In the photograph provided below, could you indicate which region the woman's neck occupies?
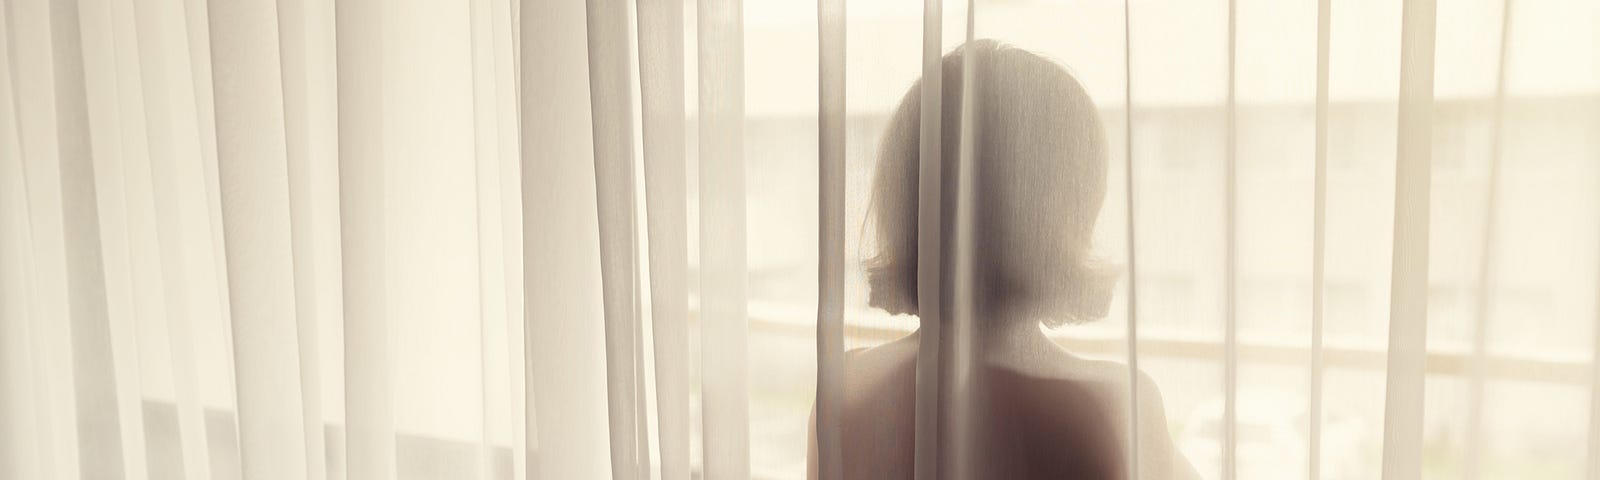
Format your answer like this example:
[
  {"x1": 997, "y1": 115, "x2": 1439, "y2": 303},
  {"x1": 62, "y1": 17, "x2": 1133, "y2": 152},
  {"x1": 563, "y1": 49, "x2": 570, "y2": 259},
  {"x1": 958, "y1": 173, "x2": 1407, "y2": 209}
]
[
  {"x1": 983, "y1": 321, "x2": 1061, "y2": 358},
  {"x1": 915, "y1": 319, "x2": 1062, "y2": 360}
]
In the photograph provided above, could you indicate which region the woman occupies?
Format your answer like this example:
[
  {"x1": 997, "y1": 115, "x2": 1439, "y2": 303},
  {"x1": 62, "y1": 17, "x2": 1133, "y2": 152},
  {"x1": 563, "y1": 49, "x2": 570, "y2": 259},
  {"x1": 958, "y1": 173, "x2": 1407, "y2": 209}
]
[{"x1": 807, "y1": 40, "x2": 1199, "y2": 479}]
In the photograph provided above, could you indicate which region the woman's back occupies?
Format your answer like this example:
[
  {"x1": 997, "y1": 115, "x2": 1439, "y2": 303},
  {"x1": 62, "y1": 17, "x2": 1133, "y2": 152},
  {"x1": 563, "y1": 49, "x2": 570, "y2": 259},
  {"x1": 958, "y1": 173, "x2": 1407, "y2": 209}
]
[{"x1": 811, "y1": 334, "x2": 1198, "y2": 479}]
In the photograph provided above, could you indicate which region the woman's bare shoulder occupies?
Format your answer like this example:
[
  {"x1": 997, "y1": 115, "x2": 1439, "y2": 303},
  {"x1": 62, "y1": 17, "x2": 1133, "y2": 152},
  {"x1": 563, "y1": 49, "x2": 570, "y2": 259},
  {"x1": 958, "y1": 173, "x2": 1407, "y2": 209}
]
[
  {"x1": 844, "y1": 334, "x2": 918, "y2": 367},
  {"x1": 841, "y1": 335, "x2": 920, "y2": 391}
]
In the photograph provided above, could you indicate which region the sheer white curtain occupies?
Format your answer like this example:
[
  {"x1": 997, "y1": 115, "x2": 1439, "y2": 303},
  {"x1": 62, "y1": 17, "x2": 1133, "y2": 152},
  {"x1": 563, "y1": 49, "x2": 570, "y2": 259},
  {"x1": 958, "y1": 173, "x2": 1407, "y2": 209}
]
[{"x1": 3, "y1": 0, "x2": 1599, "y2": 479}]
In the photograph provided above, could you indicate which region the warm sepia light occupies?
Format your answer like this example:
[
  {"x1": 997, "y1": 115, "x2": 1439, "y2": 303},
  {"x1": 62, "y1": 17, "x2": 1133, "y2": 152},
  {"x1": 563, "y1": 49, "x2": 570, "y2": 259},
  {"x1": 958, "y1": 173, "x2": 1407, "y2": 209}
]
[{"x1": 1, "y1": 0, "x2": 1595, "y2": 479}]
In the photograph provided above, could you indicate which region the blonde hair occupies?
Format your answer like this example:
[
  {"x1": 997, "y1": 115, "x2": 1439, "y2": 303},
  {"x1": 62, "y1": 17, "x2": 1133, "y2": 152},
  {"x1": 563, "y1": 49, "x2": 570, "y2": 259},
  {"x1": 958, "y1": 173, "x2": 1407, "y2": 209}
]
[{"x1": 863, "y1": 40, "x2": 1115, "y2": 328}]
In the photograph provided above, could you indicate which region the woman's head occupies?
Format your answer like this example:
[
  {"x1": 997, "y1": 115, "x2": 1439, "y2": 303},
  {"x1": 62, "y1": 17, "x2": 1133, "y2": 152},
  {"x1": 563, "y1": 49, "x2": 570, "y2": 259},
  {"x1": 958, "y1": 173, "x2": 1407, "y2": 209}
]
[{"x1": 864, "y1": 39, "x2": 1115, "y2": 328}]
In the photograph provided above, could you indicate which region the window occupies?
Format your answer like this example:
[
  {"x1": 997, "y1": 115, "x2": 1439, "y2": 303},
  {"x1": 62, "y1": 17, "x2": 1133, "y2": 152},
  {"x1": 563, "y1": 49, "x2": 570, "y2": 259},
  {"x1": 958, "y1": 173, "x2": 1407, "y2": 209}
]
[{"x1": 728, "y1": 0, "x2": 1600, "y2": 478}]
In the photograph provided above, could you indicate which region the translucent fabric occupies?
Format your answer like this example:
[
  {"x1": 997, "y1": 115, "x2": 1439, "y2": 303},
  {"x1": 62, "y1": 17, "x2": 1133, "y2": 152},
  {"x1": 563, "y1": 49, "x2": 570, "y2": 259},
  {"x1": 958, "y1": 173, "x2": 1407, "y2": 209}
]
[{"x1": 2, "y1": 0, "x2": 1599, "y2": 479}]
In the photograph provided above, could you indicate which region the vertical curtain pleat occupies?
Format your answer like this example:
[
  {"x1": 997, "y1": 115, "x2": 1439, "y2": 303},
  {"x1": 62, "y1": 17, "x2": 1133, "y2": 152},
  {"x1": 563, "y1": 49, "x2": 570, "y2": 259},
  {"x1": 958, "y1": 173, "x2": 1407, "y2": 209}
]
[
  {"x1": 181, "y1": 5, "x2": 250, "y2": 473},
  {"x1": 9, "y1": 1, "x2": 84, "y2": 476},
  {"x1": 1309, "y1": 0, "x2": 1331, "y2": 478},
  {"x1": 109, "y1": 1, "x2": 173, "y2": 476},
  {"x1": 1120, "y1": 1, "x2": 1142, "y2": 478},
  {"x1": 946, "y1": 2, "x2": 979, "y2": 477},
  {"x1": 179, "y1": 2, "x2": 244, "y2": 443},
  {"x1": 1222, "y1": 0, "x2": 1239, "y2": 478},
  {"x1": 490, "y1": 0, "x2": 528, "y2": 477},
  {"x1": 522, "y1": 0, "x2": 612, "y2": 477},
  {"x1": 82, "y1": 0, "x2": 156, "y2": 475},
  {"x1": 276, "y1": 0, "x2": 333, "y2": 476},
  {"x1": 130, "y1": 0, "x2": 216, "y2": 477},
  {"x1": 334, "y1": 0, "x2": 394, "y2": 477},
  {"x1": 0, "y1": 14, "x2": 45, "y2": 477},
  {"x1": 1379, "y1": 0, "x2": 1436, "y2": 478},
  {"x1": 178, "y1": 1, "x2": 251, "y2": 470},
  {"x1": 507, "y1": 0, "x2": 523, "y2": 117},
  {"x1": 581, "y1": 0, "x2": 645, "y2": 477},
  {"x1": 629, "y1": 205, "x2": 651, "y2": 478},
  {"x1": 636, "y1": 0, "x2": 692, "y2": 477},
  {"x1": 301, "y1": 2, "x2": 343, "y2": 471},
  {"x1": 1591, "y1": 210, "x2": 1600, "y2": 479},
  {"x1": 698, "y1": 0, "x2": 752, "y2": 476},
  {"x1": 134, "y1": 0, "x2": 212, "y2": 471},
  {"x1": 54, "y1": 0, "x2": 141, "y2": 477},
  {"x1": 815, "y1": 0, "x2": 846, "y2": 477},
  {"x1": 1463, "y1": 2, "x2": 1513, "y2": 479},
  {"x1": 0, "y1": 186, "x2": 41, "y2": 480},
  {"x1": 912, "y1": 0, "x2": 944, "y2": 477},
  {"x1": 0, "y1": 215, "x2": 40, "y2": 480},
  {"x1": 171, "y1": 0, "x2": 243, "y2": 470},
  {"x1": 468, "y1": 0, "x2": 502, "y2": 477},
  {"x1": 206, "y1": 1, "x2": 311, "y2": 478},
  {"x1": 1592, "y1": 179, "x2": 1600, "y2": 480}
]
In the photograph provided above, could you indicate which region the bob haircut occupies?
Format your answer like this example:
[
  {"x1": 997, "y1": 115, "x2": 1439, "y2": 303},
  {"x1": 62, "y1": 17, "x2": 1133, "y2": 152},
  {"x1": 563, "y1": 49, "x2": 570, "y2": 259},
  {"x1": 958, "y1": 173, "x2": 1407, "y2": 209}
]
[{"x1": 864, "y1": 39, "x2": 1116, "y2": 328}]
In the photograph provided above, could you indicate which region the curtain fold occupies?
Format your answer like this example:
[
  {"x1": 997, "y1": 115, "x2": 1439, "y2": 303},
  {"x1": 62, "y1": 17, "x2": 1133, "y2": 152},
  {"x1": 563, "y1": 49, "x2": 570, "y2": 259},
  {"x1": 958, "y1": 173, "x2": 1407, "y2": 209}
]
[
  {"x1": 814, "y1": 0, "x2": 846, "y2": 478},
  {"x1": 284, "y1": 0, "x2": 330, "y2": 475},
  {"x1": 56, "y1": 0, "x2": 145, "y2": 477},
  {"x1": 177, "y1": 4, "x2": 241, "y2": 439},
  {"x1": 12, "y1": 1, "x2": 83, "y2": 477},
  {"x1": 489, "y1": 2, "x2": 526, "y2": 479},
  {"x1": 84, "y1": 0, "x2": 155, "y2": 476},
  {"x1": 2, "y1": 0, "x2": 1597, "y2": 479},
  {"x1": 1221, "y1": 0, "x2": 1239, "y2": 476},
  {"x1": 129, "y1": 0, "x2": 216, "y2": 476},
  {"x1": 1462, "y1": 2, "x2": 1514, "y2": 479},
  {"x1": 697, "y1": 0, "x2": 752, "y2": 477},
  {"x1": 207, "y1": 1, "x2": 311, "y2": 478},
  {"x1": 523, "y1": 0, "x2": 611, "y2": 477},
  {"x1": 469, "y1": 0, "x2": 505, "y2": 478},
  {"x1": 1591, "y1": 244, "x2": 1600, "y2": 480},
  {"x1": 1308, "y1": 0, "x2": 1331, "y2": 479},
  {"x1": 108, "y1": 1, "x2": 172, "y2": 476},
  {"x1": 1379, "y1": 0, "x2": 1437, "y2": 478},
  {"x1": 1119, "y1": 2, "x2": 1142, "y2": 478},
  {"x1": 582, "y1": 0, "x2": 646, "y2": 477},
  {"x1": 0, "y1": 7, "x2": 45, "y2": 478},
  {"x1": 912, "y1": 1, "x2": 945, "y2": 477},
  {"x1": 947, "y1": 3, "x2": 979, "y2": 479},
  {"x1": 334, "y1": 0, "x2": 394, "y2": 478},
  {"x1": 636, "y1": 0, "x2": 692, "y2": 478},
  {"x1": 276, "y1": 0, "x2": 333, "y2": 477}
]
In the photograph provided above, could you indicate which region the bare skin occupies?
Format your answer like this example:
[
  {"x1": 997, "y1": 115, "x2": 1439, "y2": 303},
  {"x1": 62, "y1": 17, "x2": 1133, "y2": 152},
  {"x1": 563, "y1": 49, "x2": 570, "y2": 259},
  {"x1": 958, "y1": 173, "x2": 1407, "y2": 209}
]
[{"x1": 808, "y1": 323, "x2": 1201, "y2": 479}]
